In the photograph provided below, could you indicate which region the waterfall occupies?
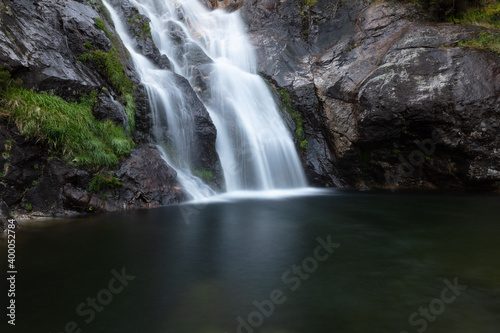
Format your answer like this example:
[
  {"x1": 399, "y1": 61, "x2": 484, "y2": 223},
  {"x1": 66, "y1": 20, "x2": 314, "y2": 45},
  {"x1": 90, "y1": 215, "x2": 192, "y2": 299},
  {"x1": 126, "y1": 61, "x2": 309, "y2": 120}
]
[{"x1": 104, "y1": 0, "x2": 307, "y2": 199}]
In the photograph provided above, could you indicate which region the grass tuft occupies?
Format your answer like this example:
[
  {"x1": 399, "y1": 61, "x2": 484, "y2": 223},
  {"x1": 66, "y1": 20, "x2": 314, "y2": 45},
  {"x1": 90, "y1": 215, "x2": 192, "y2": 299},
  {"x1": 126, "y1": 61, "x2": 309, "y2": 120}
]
[
  {"x1": 451, "y1": 0, "x2": 500, "y2": 28},
  {"x1": 459, "y1": 31, "x2": 500, "y2": 53},
  {"x1": 89, "y1": 172, "x2": 123, "y2": 192},
  {"x1": 0, "y1": 86, "x2": 133, "y2": 170}
]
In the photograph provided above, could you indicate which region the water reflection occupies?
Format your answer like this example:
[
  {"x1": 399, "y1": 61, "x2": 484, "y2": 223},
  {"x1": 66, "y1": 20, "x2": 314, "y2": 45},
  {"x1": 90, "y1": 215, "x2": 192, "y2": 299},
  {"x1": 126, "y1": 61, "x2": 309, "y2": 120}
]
[{"x1": 1, "y1": 191, "x2": 499, "y2": 333}]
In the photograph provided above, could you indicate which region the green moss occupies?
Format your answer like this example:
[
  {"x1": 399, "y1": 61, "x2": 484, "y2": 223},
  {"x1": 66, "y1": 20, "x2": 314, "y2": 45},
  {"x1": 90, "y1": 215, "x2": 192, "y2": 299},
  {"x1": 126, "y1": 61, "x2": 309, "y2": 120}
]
[
  {"x1": 89, "y1": 172, "x2": 123, "y2": 192},
  {"x1": 78, "y1": 47, "x2": 133, "y2": 96},
  {"x1": 25, "y1": 203, "x2": 32, "y2": 211},
  {"x1": 303, "y1": 0, "x2": 318, "y2": 6},
  {"x1": 0, "y1": 87, "x2": 133, "y2": 170},
  {"x1": 94, "y1": 17, "x2": 106, "y2": 32},
  {"x1": 278, "y1": 89, "x2": 307, "y2": 149},
  {"x1": 129, "y1": 15, "x2": 153, "y2": 40},
  {"x1": 459, "y1": 32, "x2": 500, "y2": 53},
  {"x1": 194, "y1": 169, "x2": 214, "y2": 181}
]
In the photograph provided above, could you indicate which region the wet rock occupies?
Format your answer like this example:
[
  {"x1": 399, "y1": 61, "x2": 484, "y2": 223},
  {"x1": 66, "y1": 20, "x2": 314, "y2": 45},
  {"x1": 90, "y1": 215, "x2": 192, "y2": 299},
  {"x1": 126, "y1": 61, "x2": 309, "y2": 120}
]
[
  {"x1": 172, "y1": 74, "x2": 225, "y2": 191},
  {"x1": 23, "y1": 158, "x2": 87, "y2": 215},
  {"x1": 107, "y1": 0, "x2": 172, "y2": 70},
  {"x1": 115, "y1": 145, "x2": 186, "y2": 208},
  {"x1": 245, "y1": 0, "x2": 500, "y2": 191},
  {"x1": 203, "y1": 0, "x2": 244, "y2": 12},
  {"x1": 0, "y1": 0, "x2": 108, "y2": 99},
  {"x1": 92, "y1": 93, "x2": 127, "y2": 127},
  {"x1": 0, "y1": 121, "x2": 46, "y2": 207},
  {"x1": 0, "y1": 199, "x2": 16, "y2": 232}
]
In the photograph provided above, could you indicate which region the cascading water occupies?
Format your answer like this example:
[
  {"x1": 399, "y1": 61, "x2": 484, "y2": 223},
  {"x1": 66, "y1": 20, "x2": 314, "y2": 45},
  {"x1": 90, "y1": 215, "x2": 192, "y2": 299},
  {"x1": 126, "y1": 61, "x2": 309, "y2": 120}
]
[{"x1": 104, "y1": 0, "x2": 306, "y2": 199}]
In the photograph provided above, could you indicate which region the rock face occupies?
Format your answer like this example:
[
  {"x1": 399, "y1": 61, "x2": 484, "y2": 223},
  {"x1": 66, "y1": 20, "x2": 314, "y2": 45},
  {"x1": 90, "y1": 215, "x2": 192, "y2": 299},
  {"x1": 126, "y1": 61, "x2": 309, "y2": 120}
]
[
  {"x1": 106, "y1": 0, "x2": 172, "y2": 70},
  {"x1": 63, "y1": 145, "x2": 185, "y2": 213},
  {"x1": 0, "y1": 121, "x2": 185, "y2": 217},
  {"x1": 0, "y1": 0, "x2": 107, "y2": 99},
  {"x1": 242, "y1": 0, "x2": 500, "y2": 191},
  {"x1": 0, "y1": 0, "x2": 219, "y2": 217}
]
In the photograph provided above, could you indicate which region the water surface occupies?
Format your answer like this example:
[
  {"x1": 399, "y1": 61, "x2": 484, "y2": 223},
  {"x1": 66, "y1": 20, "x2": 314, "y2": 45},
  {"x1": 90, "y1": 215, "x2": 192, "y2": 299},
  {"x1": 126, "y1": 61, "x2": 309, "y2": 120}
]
[{"x1": 1, "y1": 190, "x2": 499, "y2": 333}]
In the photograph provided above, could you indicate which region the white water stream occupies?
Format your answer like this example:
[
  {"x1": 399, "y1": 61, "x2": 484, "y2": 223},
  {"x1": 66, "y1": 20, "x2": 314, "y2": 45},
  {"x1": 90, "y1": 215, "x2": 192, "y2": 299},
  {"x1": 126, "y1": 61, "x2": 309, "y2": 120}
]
[{"x1": 104, "y1": 0, "x2": 307, "y2": 200}]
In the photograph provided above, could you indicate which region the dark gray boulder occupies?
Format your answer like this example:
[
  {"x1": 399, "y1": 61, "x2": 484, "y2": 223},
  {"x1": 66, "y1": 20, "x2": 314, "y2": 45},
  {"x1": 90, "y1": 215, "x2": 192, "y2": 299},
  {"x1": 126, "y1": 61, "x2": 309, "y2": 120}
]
[{"x1": 243, "y1": 0, "x2": 500, "y2": 191}]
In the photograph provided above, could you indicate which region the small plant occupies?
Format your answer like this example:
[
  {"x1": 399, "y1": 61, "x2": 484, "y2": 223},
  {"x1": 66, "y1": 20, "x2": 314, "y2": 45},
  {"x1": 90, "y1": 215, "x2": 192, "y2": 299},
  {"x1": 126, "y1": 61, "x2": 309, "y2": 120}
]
[
  {"x1": 32, "y1": 180, "x2": 37, "y2": 186},
  {"x1": 278, "y1": 89, "x2": 307, "y2": 148},
  {"x1": 83, "y1": 42, "x2": 93, "y2": 50},
  {"x1": 304, "y1": 0, "x2": 317, "y2": 6},
  {"x1": 89, "y1": 173, "x2": 123, "y2": 192},
  {"x1": 459, "y1": 32, "x2": 500, "y2": 54},
  {"x1": 425, "y1": 155, "x2": 431, "y2": 161},
  {"x1": 34, "y1": 164, "x2": 39, "y2": 170},
  {"x1": 25, "y1": 203, "x2": 32, "y2": 211},
  {"x1": 94, "y1": 17, "x2": 106, "y2": 32},
  {"x1": 0, "y1": 172, "x2": 4, "y2": 178},
  {"x1": 452, "y1": 1, "x2": 500, "y2": 29},
  {"x1": 392, "y1": 148, "x2": 402, "y2": 155},
  {"x1": 325, "y1": 183, "x2": 330, "y2": 188},
  {"x1": 194, "y1": 169, "x2": 214, "y2": 181},
  {"x1": 77, "y1": 47, "x2": 134, "y2": 96},
  {"x1": 100, "y1": 194, "x2": 108, "y2": 201}
]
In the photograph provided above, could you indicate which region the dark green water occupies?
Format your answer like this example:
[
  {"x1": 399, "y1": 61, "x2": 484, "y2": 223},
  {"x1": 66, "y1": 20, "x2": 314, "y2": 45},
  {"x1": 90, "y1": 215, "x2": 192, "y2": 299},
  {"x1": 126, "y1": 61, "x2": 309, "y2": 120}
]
[{"x1": 1, "y1": 190, "x2": 499, "y2": 333}]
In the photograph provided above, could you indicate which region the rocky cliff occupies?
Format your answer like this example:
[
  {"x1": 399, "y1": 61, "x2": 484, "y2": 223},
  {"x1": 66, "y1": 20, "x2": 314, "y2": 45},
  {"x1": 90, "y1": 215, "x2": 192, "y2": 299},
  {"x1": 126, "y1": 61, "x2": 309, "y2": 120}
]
[
  {"x1": 241, "y1": 0, "x2": 500, "y2": 191},
  {"x1": 0, "y1": 0, "x2": 191, "y2": 224}
]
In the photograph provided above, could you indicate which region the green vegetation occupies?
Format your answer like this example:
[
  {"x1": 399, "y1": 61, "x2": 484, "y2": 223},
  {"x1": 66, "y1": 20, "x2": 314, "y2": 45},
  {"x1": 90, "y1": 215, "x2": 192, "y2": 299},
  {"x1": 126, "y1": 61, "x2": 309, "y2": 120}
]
[
  {"x1": 94, "y1": 17, "x2": 106, "y2": 32},
  {"x1": 78, "y1": 47, "x2": 133, "y2": 96},
  {"x1": 0, "y1": 69, "x2": 133, "y2": 169},
  {"x1": 459, "y1": 32, "x2": 500, "y2": 53},
  {"x1": 194, "y1": 169, "x2": 214, "y2": 182},
  {"x1": 279, "y1": 89, "x2": 308, "y2": 149},
  {"x1": 451, "y1": 0, "x2": 500, "y2": 28},
  {"x1": 303, "y1": 0, "x2": 318, "y2": 6},
  {"x1": 79, "y1": 15, "x2": 136, "y2": 134},
  {"x1": 25, "y1": 203, "x2": 32, "y2": 211},
  {"x1": 392, "y1": 148, "x2": 402, "y2": 155},
  {"x1": 127, "y1": 14, "x2": 153, "y2": 40},
  {"x1": 89, "y1": 172, "x2": 123, "y2": 192}
]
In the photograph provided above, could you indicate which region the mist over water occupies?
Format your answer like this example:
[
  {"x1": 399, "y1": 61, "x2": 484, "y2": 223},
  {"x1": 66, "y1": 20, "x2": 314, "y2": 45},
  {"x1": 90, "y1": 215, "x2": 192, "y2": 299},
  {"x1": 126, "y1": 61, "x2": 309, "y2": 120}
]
[{"x1": 105, "y1": 0, "x2": 306, "y2": 199}]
